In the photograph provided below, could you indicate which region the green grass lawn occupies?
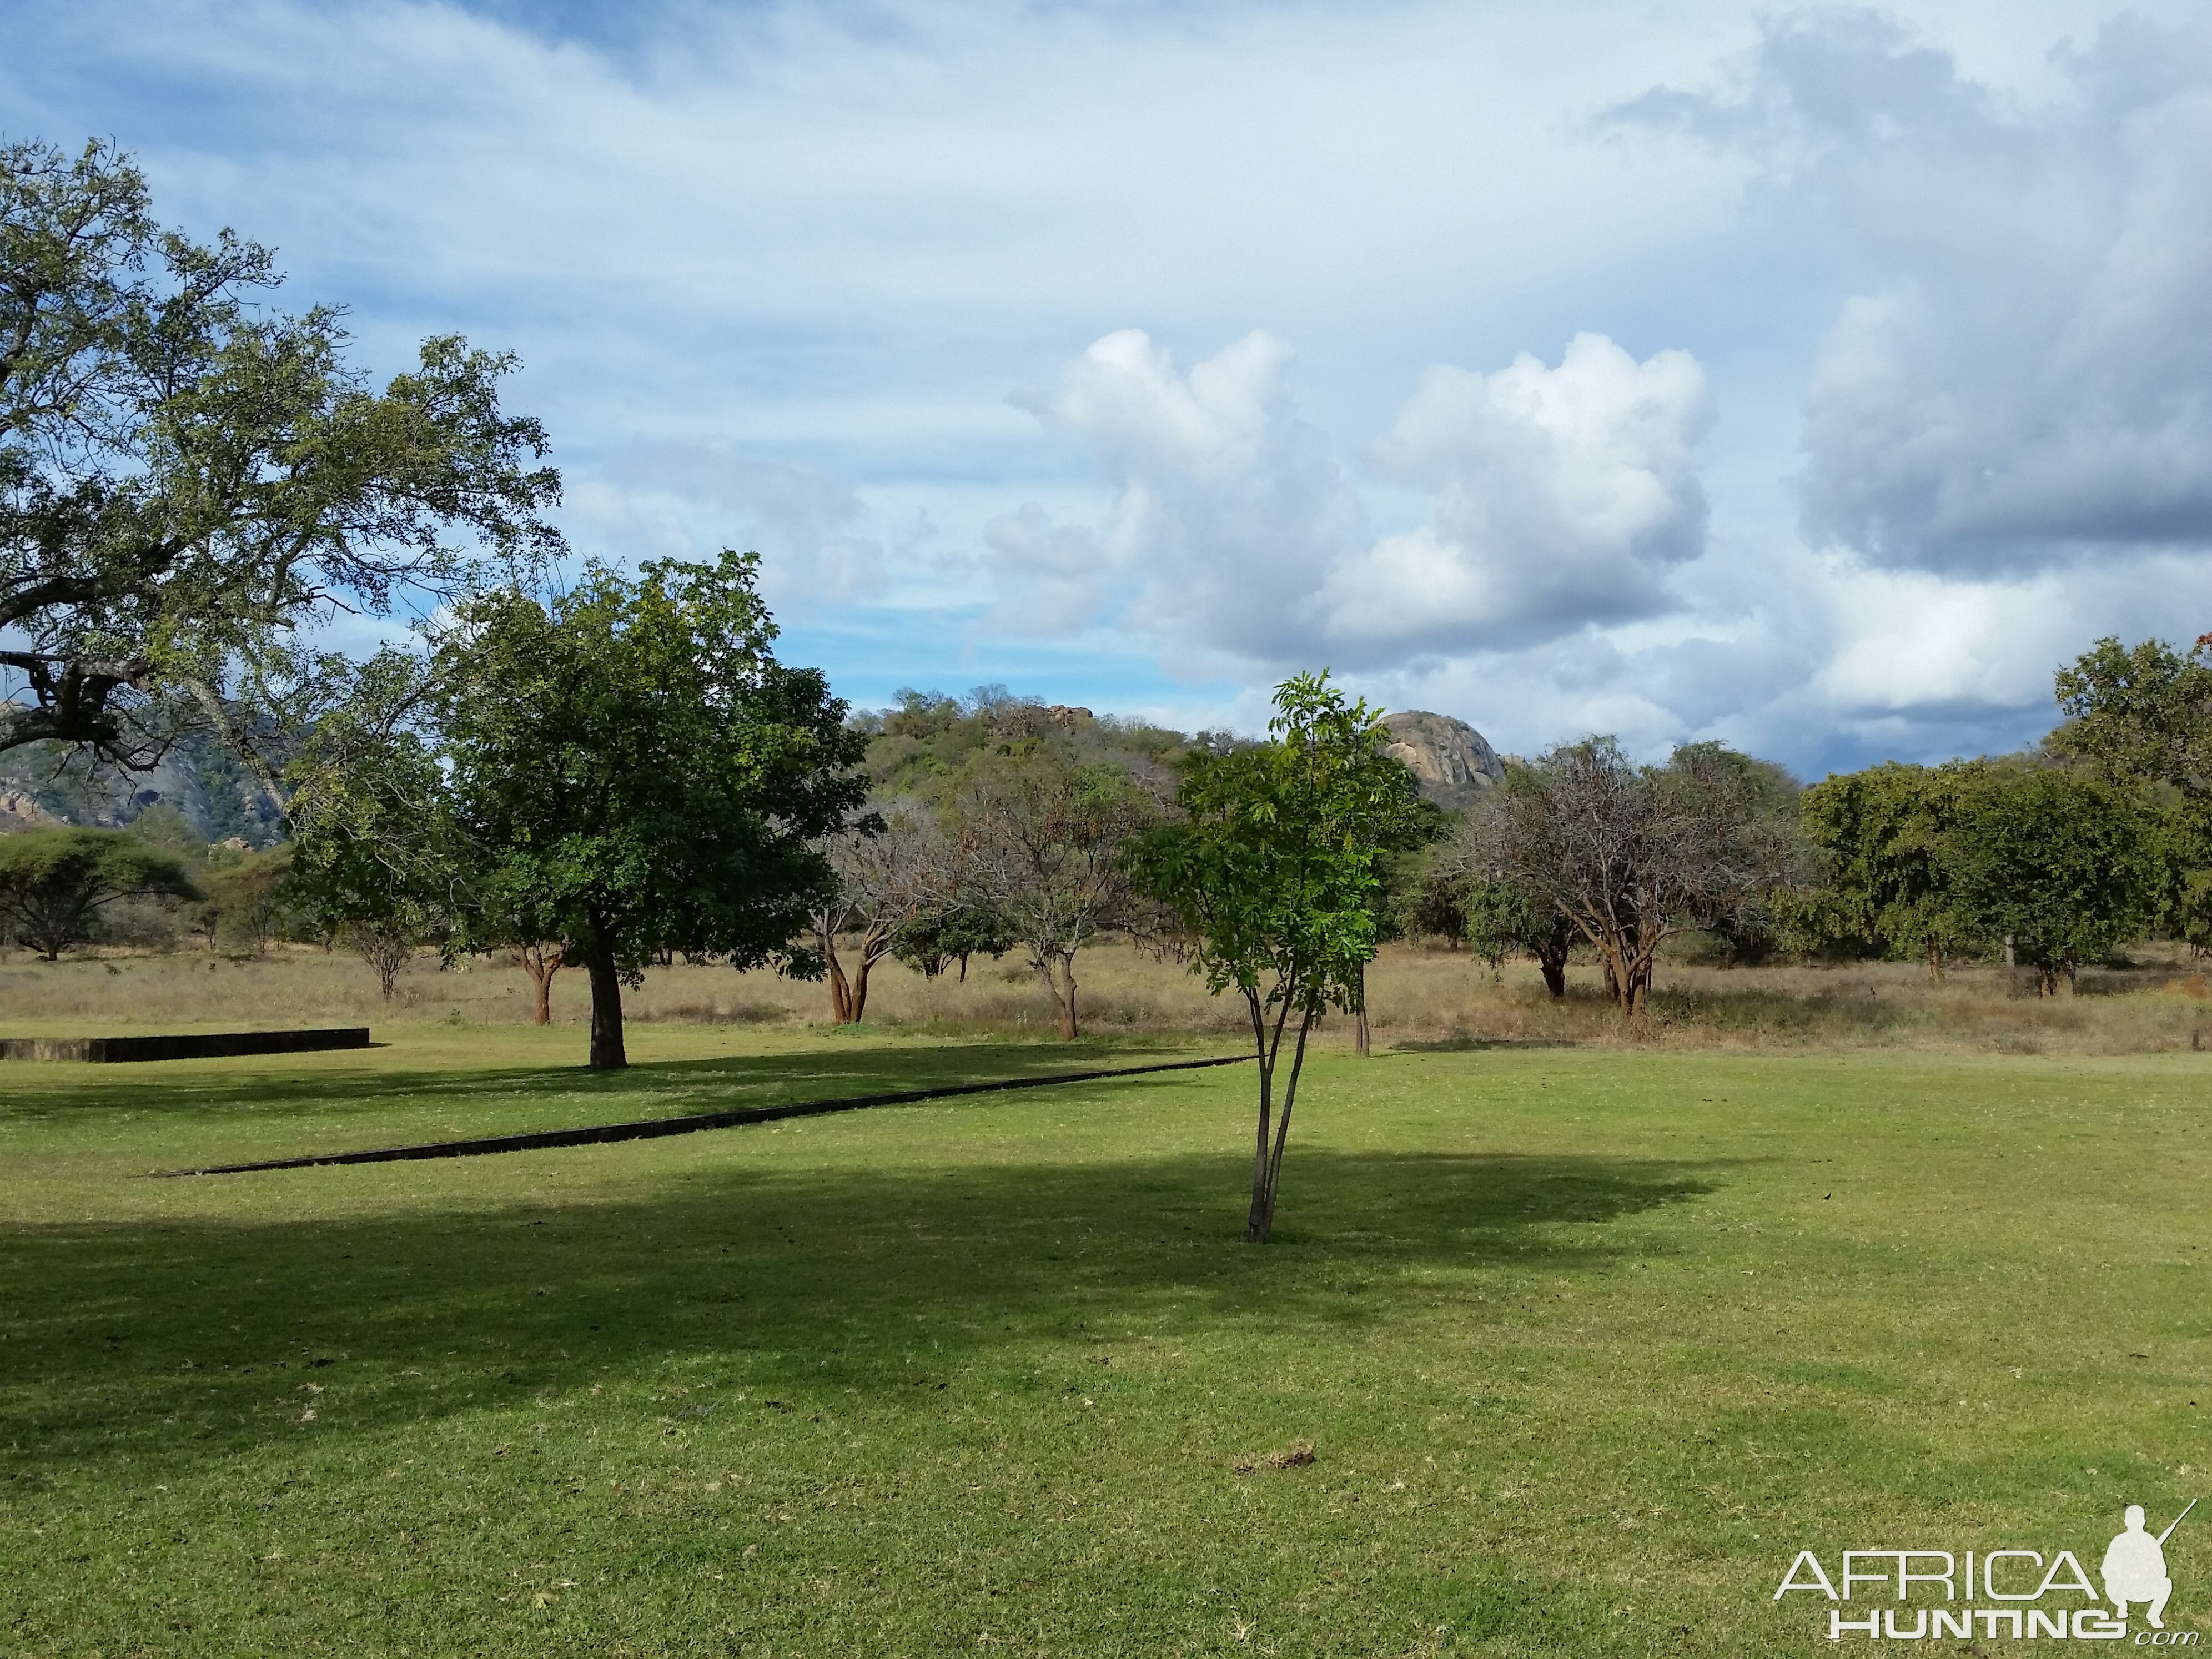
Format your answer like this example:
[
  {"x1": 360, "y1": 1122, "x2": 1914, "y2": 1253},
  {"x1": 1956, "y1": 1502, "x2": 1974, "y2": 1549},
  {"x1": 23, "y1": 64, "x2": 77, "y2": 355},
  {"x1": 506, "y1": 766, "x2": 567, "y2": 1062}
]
[{"x1": 3, "y1": 1028, "x2": 2209, "y2": 1655}]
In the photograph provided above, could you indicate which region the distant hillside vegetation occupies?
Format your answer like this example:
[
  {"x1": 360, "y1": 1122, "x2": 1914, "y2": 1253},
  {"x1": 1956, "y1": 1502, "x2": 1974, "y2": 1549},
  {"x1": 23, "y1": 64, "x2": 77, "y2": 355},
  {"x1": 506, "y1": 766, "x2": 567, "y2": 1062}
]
[
  {"x1": 855, "y1": 687, "x2": 1500, "y2": 812},
  {"x1": 856, "y1": 687, "x2": 1237, "y2": 802},
  {"x1": 0, "y1": 687, "x2": 1500, "y2": 842}
]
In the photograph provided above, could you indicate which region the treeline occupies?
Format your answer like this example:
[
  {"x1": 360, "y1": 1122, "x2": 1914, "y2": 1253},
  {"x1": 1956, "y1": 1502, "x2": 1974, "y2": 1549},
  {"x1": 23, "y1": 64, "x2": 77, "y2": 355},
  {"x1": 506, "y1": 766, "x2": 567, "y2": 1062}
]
[
  {"x1": 11, "y1": 628, "x2": 2201, "y2": 1032},
  {"x1": 1402, "y1": 635, "x2": 2212, "y2": 1000},
  {"x1": 0, "y1": 810, "x2": 299, "y2": 962}
]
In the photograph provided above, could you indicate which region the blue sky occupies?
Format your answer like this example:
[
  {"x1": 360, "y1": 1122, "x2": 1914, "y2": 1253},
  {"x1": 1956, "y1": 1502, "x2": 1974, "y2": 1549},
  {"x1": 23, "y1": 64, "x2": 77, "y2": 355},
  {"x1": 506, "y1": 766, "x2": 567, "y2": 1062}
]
[{"x1": 7, "y1": 0, "x2": 2211, "y2": 775}]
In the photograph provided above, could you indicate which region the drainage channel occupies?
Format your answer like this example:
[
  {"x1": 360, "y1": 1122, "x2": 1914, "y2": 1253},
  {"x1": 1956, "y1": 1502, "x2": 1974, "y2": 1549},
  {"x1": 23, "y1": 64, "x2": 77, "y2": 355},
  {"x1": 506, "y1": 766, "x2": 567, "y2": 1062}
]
[{"x1": 151, "y1": 1053, "x2": 1252, "y2": 1178}]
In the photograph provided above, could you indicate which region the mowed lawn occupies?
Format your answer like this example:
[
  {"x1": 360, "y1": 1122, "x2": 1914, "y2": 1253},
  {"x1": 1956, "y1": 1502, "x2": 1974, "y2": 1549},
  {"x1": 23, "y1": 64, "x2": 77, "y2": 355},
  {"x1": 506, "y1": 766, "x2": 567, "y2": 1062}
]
[{"x1": 2, "y1": 1029, "x2": 2209, "y2": 1656}]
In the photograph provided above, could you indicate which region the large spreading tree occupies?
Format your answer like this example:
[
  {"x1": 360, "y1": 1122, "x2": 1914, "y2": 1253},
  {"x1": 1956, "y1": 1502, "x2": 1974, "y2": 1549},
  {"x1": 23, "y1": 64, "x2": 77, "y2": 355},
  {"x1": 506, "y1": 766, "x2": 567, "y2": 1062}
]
[
  {"x1": 2, "y1": 138, "x2": 560, "y2": 777},
  {"x1": 435, "y1": 551, "x2": 867, "y2": 1069},
  {"x1": 1129, "y1": 672, "x2": 1425, "y2": 1243}
]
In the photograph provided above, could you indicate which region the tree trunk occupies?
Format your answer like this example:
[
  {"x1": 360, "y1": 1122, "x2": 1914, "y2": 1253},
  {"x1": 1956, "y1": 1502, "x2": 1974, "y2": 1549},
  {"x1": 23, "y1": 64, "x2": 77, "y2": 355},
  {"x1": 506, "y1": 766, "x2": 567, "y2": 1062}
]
[
  {"x1": 1054, "y1": 957, "x2": 1079, "y2": 1040},
  {"x1": 1600, "y1": 932, "x2": 1642, "y2": 1015},
  {"x1": 1354, "y1": 960, "x2": 1370, "y2": 1058},
  {"x1": 1245, "y1": 993, "x2": 1275, "y2": 1242},
  {"x1": 846, "y1": 923, "x2": 898, "y2": 1024},
  {"x1": 821, "y1": 932, "x2": 854, "y2": 1023},
  {"x1": 1250, "y1": 1009, "x2": 1316, "y2": 1243},
  {"x1": 957, "y1": 953, "x2": 969, "y2": 983},
  {"x1": 1536, "y1": 918, "x2": 1570, "y2": 999},
  {"x1": 516, "y1": 943, "x2": 564, "y2": 1025},
  {"x1": 1035, "y1": 950, "x2": 1079, "y2": 1040},
  {"x1": 584, "y1": 934, "x2": 627, "y2": 1070},
  {"x1": 1927, "y1": 939, "x2": 1945, "y2": 984}
]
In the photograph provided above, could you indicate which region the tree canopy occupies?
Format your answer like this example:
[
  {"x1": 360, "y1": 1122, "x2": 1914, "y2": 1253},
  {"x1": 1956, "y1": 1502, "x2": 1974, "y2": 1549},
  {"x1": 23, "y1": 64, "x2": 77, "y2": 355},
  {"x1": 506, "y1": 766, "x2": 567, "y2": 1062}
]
[
  {"x1": 0, "y1": 826, "x2": 198, "y2": 959},
  {"x1": 1944, "y1": 762, "x2": 2157, "y2": 994},
  {"x1": 1793, "y1": 762, "x2": 1970, "y2": 978},
  {"x1": 1, "y1": 137, "x2": 561, "y2": 775},
  {"x1": 433, "y1": 551, "x2": 867, "y2": 1068},
  {"x1": 2052, "y1": 634, "x2": 2212, "y2": 800}
]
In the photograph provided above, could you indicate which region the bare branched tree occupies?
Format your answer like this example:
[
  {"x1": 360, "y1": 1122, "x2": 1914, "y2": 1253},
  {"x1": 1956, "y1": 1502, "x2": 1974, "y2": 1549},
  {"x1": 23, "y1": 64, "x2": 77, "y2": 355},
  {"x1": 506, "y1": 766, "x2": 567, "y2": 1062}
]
[
  {"x1": 808, "y1": 796, "x2": 952, "y2": 1024},
  {"x1": 346, "y1": 921, "x2": 416, "y2": 1001},
  {"x1": 957, "y1": 753, "x2": 1153, "y2": 1040},
  {"x1": 1464, "y1": 738, "x2": 1804, "y2": 1014}
]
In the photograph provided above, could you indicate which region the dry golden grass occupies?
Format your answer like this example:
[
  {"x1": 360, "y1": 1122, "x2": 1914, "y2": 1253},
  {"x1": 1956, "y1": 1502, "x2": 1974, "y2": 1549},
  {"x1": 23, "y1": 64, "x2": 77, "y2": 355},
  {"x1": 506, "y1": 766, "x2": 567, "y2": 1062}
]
[{"x1": 4, "y1": 933, "x2": 2210, "y2": 1055}]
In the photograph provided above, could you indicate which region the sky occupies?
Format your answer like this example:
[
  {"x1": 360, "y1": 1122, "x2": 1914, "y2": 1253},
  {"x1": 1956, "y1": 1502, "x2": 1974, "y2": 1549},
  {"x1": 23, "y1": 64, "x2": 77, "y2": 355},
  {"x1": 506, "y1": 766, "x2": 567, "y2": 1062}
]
[{"x1": 7, "y1": 0, "x2": 2212, "y2": 776}]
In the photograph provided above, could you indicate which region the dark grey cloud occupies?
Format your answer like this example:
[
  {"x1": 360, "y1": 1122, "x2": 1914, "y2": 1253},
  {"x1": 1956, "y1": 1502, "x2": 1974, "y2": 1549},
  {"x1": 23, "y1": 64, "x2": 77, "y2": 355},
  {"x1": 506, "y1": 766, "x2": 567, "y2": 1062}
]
[{"x1": 1618, "y1": 9, "x2": 2212, "y2": 575}]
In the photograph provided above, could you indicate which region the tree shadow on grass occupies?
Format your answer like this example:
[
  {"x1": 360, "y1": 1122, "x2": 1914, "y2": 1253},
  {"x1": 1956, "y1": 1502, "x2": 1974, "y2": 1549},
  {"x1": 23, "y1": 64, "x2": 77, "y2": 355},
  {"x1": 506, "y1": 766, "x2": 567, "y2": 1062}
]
[{"x1": 2, "y1": 1145, "x2": 1721, "y2": 1466}]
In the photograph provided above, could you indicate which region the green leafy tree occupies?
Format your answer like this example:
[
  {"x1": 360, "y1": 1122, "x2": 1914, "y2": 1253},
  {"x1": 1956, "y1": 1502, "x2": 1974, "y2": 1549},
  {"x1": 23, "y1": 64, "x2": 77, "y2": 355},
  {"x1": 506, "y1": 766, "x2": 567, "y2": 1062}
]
[
  {"x1": 200, "y1": 844, "x2": 296, "y2": 958},
  {"x1": 1432, "y1": 812, "x2": 1575, "y2": 996},
  {"x1": 1795, "y1": 762, "x2": 1971, "y2": 978},
  {"x1": 1129, "y1": 672, "x2": 1425, "y2": 1243},
  {"x1": 1460, "y1": 874, "x2": 1575, "y2": 996},
  {"x1": 1944, "y1": 763, "x2": 2158, "y2": 995},
  {"x1": 2052, "y1": 635, "x2": 2212, "y2": 797},
  {"x1": 0, "y1": 827, "x2": 198, "y2": 959},
  {"x1": 1, "y1": 138, "x2": 560, "y2": 778},
  {"x1": 891, "y1": 903, "x2": 1014, "y2": 982},
  {"x1": 2051, "y1": 635, "x2": 2212, "y2": 951},
  {"x1": 438, "y1": 552, "x2": 866, "y2": 1069}
]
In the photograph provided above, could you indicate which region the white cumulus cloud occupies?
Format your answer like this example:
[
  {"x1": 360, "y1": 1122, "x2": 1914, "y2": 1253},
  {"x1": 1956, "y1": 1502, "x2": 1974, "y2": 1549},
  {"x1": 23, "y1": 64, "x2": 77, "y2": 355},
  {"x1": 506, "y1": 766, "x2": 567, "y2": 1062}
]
[
  {"x1": 1006, "y1": 328, "x2": 1364, "y2": 662},
  {"x1": 1315, "y1": 333, "x2": 1711, "y2": 650},
  {"x1": 994, "y1": 329, "x2": 1710, "y2": 668}
]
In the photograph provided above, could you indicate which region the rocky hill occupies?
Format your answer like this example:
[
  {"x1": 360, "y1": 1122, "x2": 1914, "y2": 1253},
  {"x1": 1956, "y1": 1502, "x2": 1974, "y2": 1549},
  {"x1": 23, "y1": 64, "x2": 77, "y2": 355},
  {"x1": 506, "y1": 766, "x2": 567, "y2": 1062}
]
[
  {"x1": 0, "y1": 715, "x2": 284, "y2": 844},
  {"x1": 0, "y1": 787, "x2": 65, "y2": 833},
  {"x1": 1380, "y1": 710, "x2": 1505, "y2": 811}
]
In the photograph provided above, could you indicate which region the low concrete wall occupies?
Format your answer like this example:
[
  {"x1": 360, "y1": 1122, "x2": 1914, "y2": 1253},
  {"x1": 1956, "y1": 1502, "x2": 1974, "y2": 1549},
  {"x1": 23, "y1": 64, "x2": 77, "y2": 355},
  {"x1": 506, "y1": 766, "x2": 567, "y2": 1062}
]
[{"x1": 0, "y1": 1028, "x2": 371, "y2": 1064}]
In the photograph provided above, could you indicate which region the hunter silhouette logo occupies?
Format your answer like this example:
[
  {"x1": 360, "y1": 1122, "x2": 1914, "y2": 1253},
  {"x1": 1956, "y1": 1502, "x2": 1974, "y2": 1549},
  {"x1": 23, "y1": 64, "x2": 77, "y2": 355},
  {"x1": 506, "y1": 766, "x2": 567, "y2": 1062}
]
[
  {"x1": 1774, "y1": 1500, "x2": 2200, "y2": 1642},
  {"x1": 2108, "y1": 1501, "x2": 2194, "y2": 1630}
]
